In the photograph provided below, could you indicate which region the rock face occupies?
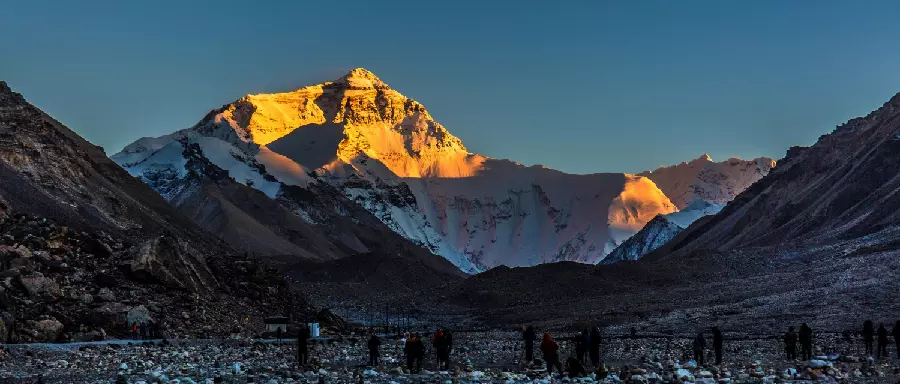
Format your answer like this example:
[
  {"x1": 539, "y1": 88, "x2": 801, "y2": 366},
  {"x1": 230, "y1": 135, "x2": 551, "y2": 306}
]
[
  {"x1": 0, "y1": 81, "x2": 315, "y2": 341},
  {"x1": 112, "y1": 68, "x2": 776, "y2": 272},
  {"x1": 122, "y1": 235, "x2": 216, "y2": 292},
  {"x1": 18, "y1": 274, "x2": 61, "y2": 303}
]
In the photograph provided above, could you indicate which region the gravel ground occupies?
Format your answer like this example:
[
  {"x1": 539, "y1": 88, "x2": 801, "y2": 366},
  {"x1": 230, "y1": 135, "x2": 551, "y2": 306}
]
[{"x1": 0, "y1": 332, "x2": 898, "y2": 383}]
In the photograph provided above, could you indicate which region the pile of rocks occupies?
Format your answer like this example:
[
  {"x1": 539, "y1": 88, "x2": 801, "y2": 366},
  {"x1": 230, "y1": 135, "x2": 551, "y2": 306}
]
[{"x1": 0, "y1": 209, "x2": 309, "y2": 343}]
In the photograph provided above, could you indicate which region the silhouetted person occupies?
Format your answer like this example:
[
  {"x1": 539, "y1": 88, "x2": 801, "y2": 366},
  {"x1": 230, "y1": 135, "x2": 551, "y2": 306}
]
[
  {"x1": 589, "y1": 327, "x2": 602, "y2": 367},
  {"x1": 863, "y1": 320, "x2": 875, "y2": 355},
  {"x1": 131, "y1": 323, "x2": 138, "y2": 340},
  {"x1": 367, "y1": 332, "x2": 381, "y2": 366},
  {"x1": 799, "y1": 323, "x2": 813, "y2": 360},
  {"x1": 404, "y1": 333, "x2": 424, "y2": 373},
  {"x1": 139, "y1": 323, "x2": 147, "y2": 340},
  {"x1": 877, "y1": 323, "x2": 889, "y2": 359},
  {"x1": 523, "y1": 326, "x2": 537, "y2": 362},
  {"x1": 784, "y1": 326, "x2": 798, "y2": 360},
  {"x1": 893, "y1": 321, "x2": 900, "y2": 358},
  {"x1": 444, "y1": 329, "x2": 454, "y2": 368},
  {"x1": 276, "y1": 326, "x2": 283, "y2": 342},
  {"x1": 433, "y1": 329, "x2": 448, "y2": 370},
  {"x1": 575, "y1": 330, "x2": 588, "y2": 365},
  {"x1": 712, "y1": 327, "x2": 723, "y2": 365},
  {"x1": 692, "y1": 332, "x2": 706, "y2": 365},
  {"x1": 565, "y1": 356, "x2": 587, "y2": 378},
  {"x1": 541, "y1": 333, "x2": 563, "y2": 375},
  {"x1": 297, "y1": 325, "x2": 310, "y2": 366},
  {"x1": 148, "y1": 320, "x2": 156, "y2": 339}
]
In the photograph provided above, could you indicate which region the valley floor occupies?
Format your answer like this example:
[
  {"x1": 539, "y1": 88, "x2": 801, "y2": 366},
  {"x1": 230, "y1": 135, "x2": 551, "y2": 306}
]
[{"x1": 0, "y1": 332, "x2": 898, "y2": 383}]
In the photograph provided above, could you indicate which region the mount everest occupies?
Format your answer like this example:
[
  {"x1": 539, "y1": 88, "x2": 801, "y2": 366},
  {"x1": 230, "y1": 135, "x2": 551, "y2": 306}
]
[{"x1": 113, "y1": 68, "x2": 774, "y2": 273}]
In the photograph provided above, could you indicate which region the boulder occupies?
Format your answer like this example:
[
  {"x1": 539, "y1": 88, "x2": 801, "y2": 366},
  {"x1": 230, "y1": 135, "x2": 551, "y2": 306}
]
[
  {"x1": 18, "y1": 274, "x2": 61, "y2": 303},
  {"x1": 31, "y1": 318, "x2": 64, "y2": 342},
  {"x1": 97, "y1": 287, "x2": 116, "y2": 302},
  {"x1": 127, "y1": 305, "x2": 151, "y2": 326},
  {"x1": 121, "y1": 235, "x2": 216, "y2": 293}
]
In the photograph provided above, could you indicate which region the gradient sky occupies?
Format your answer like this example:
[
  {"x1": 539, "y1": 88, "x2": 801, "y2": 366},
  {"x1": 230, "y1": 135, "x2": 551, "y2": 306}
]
[{"x1": 3, "y1": 0, "x2": 900, "y2": 174}]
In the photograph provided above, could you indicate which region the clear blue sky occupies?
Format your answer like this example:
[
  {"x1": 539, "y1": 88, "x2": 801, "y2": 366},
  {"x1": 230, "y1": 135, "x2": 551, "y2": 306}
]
[{"x1": 3, "y1": 0, "x2": 900, "y2": 174}]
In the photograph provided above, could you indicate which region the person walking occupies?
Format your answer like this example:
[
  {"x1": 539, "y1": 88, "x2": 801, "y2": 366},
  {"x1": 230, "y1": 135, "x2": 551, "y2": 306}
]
[
  {"x1": 297, "y1": 324, "x2": 310, "y2": 367},
  {"x1": 523, "y1": 326, "x2": 537, "y2": 363},
  {"x1": 784, "y1": 326, "x2": 798, "y2": 360},
  {"x1": 893, "y1": 321, "x2": 900, "y2": 358},
  {"x1": 692, "y1": 332, "x2": 706, "y2": 365},
  {"x1": 863, "y1": 320, "x2": 875, "y2": 356},
  {"x1": 877, "y1": 323, "x2": 889, "y2": 359},
  {"x1": 433, "y1": 329, "x2": 448, "y2": 370},
  {"x1": 367, "y1": 331, "x2": 381, "y2": 366},
  {"x1": 799, "y1": 323, "x2": 813, "y2": 361},
  {"x1": 541, "y1": 333, "x2": 563, "y2": 376},
  {"x1": 712, "y1": 327, "x2": 723, "y2": 365},
  {"x1": 589, "y1": 327, "x2": 602, "y2": 367},
  {"x1": 575, "y1": 330, "x2": 588, "y2": 365}
]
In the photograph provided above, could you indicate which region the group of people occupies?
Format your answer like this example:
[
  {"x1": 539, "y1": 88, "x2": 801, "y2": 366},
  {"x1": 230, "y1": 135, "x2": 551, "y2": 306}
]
[
  {"x1": 397, "y1": 329, "x2": 454, "y2": 373},
  {"x1": 782, "y1": 321, "x2": 900, "y2": 361},
  {"x1": 522, "y1": 326, "x2": 603, "y2": 378},
  {"x1": 130, "y1": 320, "x2": 163, "y2": 340},
  {"x1": 691, "y1": 327, "x2": 724, "y2": 365}
]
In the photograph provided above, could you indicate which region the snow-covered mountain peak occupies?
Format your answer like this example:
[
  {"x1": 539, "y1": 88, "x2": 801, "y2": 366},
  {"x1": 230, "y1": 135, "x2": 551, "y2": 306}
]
[
  {"x1": 113, "y1": 69, "x2": 773, "y2": 273},
  {"x1": 334, "y1": 67, "x2": 389, "y2": 89},
  {"x1": 638, "y1": 155, "x2": 775, "y2": 209}
]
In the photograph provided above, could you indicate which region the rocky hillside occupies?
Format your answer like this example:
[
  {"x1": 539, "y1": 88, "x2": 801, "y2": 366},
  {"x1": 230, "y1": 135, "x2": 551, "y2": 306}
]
[
  {"x1": 662, "y1": 91, "x2": 900, "y2": 254},
  {"x1": 115, "y1": 69, "x2": 770, "y2": 272},
  {"x1": 0, "y1": 81, "x2": 308, "y2": 342}
]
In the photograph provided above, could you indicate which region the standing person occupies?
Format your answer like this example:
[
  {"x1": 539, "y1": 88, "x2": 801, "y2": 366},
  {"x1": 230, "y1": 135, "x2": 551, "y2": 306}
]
[
  {"x1": 784, "y1": 326, "x2": 798, "y2": 360},
  {"x1": 799, "y1": 323, "x2": 813, "y2": 361},
  {"x1": 877, "y1": 323, "x2": 889, "y2": 359},
  {"x1": 276, "y1": 326, "x2": 283, "y2": 342},
  {"x1": 139, "y1": 323, "x2": 147, "y2": 340},
  {"x1": 863, "y1": 320, "x2": 875, "y2": 356},
  {"x1": 404, "y1": 333, "x2": 424, "y2": 373},
  {"x1": 367, "y1": 331, "x2": 381, "y2": 366},
  {"x1": 131, "y1": 323, "x2": 138, "y2": 340},
  {"x1": 575, "y1": 330, "x2": 588, "y2": 365},
  {"x1": 444, "y1": 329, "x2": 454, "y2": 368},
  {"x1": 523, "y1": 326, "x2": 537, "y2": 363},
  {"x1": 589, "y1": 327, "x2": 602, "y2": 367},
  {"x1": 712, "y1": 327, "x2": 723, "y2": 365},
  {"x1": 433, "y1": 329, "x2": 448, "y2": 370},
  {"x1": 297, "y1": 324, "x2": 310, "y2": 367},
  {"x1": 541, "y1": 333, "x2": 563, "y2": 376},
  {"x1": 893, "y1": 321, "x2": 900, "y2": 358},
  {"x1": 692, "y1": 332, "x2": 706, "y2": 365}
]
